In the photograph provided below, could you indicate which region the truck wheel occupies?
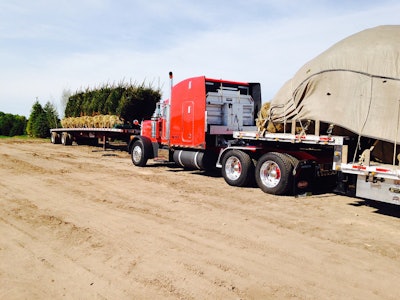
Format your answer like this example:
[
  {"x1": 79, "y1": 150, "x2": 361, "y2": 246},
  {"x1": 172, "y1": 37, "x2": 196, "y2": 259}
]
[
  {"x1": 131, "y1": 139, "x2": 149, "y2": 167},
  {"x1": 255, "y1": 152, "x2": 293, "y2": 195},
  {"x1": 283, "y1": 153, "x2": 299, "y2": 171},
  {"x1": 61, "y1": 132, "x2": 73, "y2": 146},
  {"x1": 50, "y1": 132, "x2": 61, "y2": 144},
  {"x1": 221, "y1": 150, "x2": 254, "y2": 187}
]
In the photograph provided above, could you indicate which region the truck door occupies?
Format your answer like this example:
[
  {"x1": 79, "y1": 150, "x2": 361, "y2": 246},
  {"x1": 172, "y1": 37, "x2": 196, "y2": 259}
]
[{"x1": 182, "y1": 101, "x2": 194, "y2": 142}]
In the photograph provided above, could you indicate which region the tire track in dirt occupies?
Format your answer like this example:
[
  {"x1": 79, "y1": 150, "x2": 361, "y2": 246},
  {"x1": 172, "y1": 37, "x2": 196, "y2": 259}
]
[{"x1": 0, "y1": 196, "x2": 177, "y2": 299}]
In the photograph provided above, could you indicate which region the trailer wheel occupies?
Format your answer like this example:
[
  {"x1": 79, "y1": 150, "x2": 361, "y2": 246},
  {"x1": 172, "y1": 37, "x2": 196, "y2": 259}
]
[
  {"x1": 131, "y1": 139, "x2": 149, "y2": 167},
  {"x1": 50, "y1": 132, "x2": 61, "y2": 144},
  {"x1": 221, "y1": 150, "x2": 254, "y2": 187},
  {"x1": 255, "y1": 152, "x2": 293, "y2": 195},
  {"x1": 61, "y1": 132, "x2": 73, "y2": 146}
]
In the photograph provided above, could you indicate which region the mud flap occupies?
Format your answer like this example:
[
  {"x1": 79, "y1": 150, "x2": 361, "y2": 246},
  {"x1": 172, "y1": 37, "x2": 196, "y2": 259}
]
[
  {"x1": 333, "y1": 172, "x2": 357, "y2": 197},
  {"x1": 293, "y1": 160, "x2": 316, "y2": 196},
  {"x1": 294, "y1": 160, "x2": 341, "y2": 196}
]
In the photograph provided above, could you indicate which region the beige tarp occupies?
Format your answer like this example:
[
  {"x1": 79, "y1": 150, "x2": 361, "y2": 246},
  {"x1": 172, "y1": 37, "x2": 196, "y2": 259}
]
[{"x1": 266, "y1": 25, "x2": 400, "y2": 144}]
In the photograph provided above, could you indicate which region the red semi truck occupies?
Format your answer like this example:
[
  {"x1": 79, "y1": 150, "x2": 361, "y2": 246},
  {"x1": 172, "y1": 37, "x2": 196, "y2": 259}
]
[
  {"x1": 129, "y1": 75, "x2": 400, "y2": 205},
  {"x1": 128, "y1": 75, "x2": 341, "y2": 197},
  {"x1": 51, "y1": 74, "x2": 400, "y2": 205}
]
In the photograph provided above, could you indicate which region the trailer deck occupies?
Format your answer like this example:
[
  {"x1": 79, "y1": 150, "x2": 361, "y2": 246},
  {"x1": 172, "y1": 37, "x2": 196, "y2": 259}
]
[
  {"x1": 233, "y1": 130, "x2": 345, "y2": 146},
  {"x1": 50, "y1": 127, "x2": 140, "y2": 149}
]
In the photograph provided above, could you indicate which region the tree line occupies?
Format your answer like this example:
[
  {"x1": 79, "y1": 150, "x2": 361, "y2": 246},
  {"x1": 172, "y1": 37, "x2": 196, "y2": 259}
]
[
  {"x1": 0, "y1": 100, "x2": 59, "y2": 138},
  {"x1": 0, "y1": 112, "x2": 27, "y2": 136}
]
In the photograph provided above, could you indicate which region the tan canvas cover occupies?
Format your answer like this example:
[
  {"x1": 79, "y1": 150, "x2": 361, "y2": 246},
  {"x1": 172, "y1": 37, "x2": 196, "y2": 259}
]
[{"x1": 267, "y1": 25, "x2": 400, "y2": 144}]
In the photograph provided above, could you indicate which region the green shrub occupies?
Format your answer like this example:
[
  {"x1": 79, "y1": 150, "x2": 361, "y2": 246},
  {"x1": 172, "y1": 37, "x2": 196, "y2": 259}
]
[
  {"x1": 0, "y1": 112, "x2": 27, "y2": 136},
  {"x1": 27, "y1": 101, "x2": 59, "y2": 138}
]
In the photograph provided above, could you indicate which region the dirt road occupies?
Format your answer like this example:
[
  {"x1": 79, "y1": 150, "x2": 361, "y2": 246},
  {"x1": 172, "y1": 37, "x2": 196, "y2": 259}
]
[{"x1": 1, "y1": 138, "x2": 400, "y2": 299}]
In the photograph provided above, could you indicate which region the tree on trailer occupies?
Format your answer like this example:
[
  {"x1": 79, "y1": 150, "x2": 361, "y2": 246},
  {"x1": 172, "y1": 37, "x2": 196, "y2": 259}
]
[{"x1": 50, "y1": 82, "x2": 160, "y2": 148}]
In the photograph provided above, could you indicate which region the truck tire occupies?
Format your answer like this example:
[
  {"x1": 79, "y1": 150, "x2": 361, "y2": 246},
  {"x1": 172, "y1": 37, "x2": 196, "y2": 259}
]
[
  {"x1": 221, "y1": 150, "x2": 254, "y2": 187},
  {"x1": 255, "y1": 152, "x2": 293, "y2": 195},
  {"x1": 283, "y1": 153, "x2": 299, "y2": 171},
  {"x1": 131, "y1": 139, "x2": 149, "y2": 167},
  {"x1": 50, "y1": 132, "x2": 61, "y2": 144},
  {"x1": 61, "y1": 132, "x2": 73, "y2": 146}
]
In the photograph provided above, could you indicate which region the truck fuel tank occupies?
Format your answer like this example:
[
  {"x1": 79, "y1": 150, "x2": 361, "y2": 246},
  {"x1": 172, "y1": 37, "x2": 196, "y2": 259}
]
[{"x1": 173, "y1": 150, "x2": 217, "y2": 171}]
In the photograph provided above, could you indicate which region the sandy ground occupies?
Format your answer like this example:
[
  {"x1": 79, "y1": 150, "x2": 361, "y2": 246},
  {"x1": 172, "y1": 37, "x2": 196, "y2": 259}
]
[{"x1": 1, "y1": 138, "x2": 400, "y2": 299}]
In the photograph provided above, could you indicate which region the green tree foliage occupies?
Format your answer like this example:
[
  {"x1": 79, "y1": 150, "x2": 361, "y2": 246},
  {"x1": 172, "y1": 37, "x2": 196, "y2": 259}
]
[
  {"x1": 117, "y1": 85, "x2": 161, "y2": 122},
  {"x1": 10, "y1": 115, "x2": 27, "y2": 136},
  {"x1": 34, "y1": 112, "x2": 50, "y2": 138},
  {"x1": 44, "y1": 101, "x2": 61, "y2": 129},
  {"x1": 0, "y1": 112, "x2": 27, "y2": 136},
  {"x1": 27, "y1": 101, "x2": 42, "y2": 137},
  {"x1": 104, "y1": 87, "x2": 123, "y2": 115},
  {"x1": 27, "y1": 100, "x2": 60, "y2": 138},
  {"x1": 64, "y1": 81, "x2": 161, "y2": 123}
]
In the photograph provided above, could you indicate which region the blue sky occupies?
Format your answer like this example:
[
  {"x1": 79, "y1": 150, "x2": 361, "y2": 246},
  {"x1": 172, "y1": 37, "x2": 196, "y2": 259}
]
[{"x1": 0, "y1": 0, "x2": 399, "y2": 117}]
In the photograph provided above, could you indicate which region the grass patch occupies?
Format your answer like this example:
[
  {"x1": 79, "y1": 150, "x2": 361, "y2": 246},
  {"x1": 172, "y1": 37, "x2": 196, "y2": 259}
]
[
  {"x1": 0, "y1": 135, "x2": 49, "y2": 143},
  {"x1": 0, "y1": 135, "x2": 29, "y2": 139}
]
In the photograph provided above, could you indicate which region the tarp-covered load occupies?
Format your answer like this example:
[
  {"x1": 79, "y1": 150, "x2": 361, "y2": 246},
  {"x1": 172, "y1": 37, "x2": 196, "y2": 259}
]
[{"x1": 261, "y1": 25, "x2": 400, "y2": 145}]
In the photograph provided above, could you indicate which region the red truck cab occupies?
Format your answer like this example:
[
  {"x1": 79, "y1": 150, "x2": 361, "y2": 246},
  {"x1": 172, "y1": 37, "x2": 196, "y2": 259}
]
[{"x1": 130, "y1": 76, "x2": 261, "y2": 169}]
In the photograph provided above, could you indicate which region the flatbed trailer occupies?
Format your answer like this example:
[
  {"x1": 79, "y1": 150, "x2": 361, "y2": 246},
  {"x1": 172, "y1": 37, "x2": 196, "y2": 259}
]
[
  {"x1": 336, "y1": 159, "x2": 400, "y2": 206},
  {"x1": 50, "y1": 127, "x2": 140, "y2": 149},
  {"x1": 216, "y1": 129, "x2": 344, "y2": 196},
  {"x1": 217, "y1": 128, "x2": 400, "y2": 205}
]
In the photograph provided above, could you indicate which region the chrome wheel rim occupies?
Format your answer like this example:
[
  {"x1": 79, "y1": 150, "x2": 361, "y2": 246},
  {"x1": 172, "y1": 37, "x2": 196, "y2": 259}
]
[
  {"x1": 225, "y1": 156, "x2": 242, "y2": 181},
  {"x1": 260, "y1": 160, "x2": 281, "y2": 188},
  {"x1": 132, "y1": 145, "x2": 142, "y2": 163}
]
